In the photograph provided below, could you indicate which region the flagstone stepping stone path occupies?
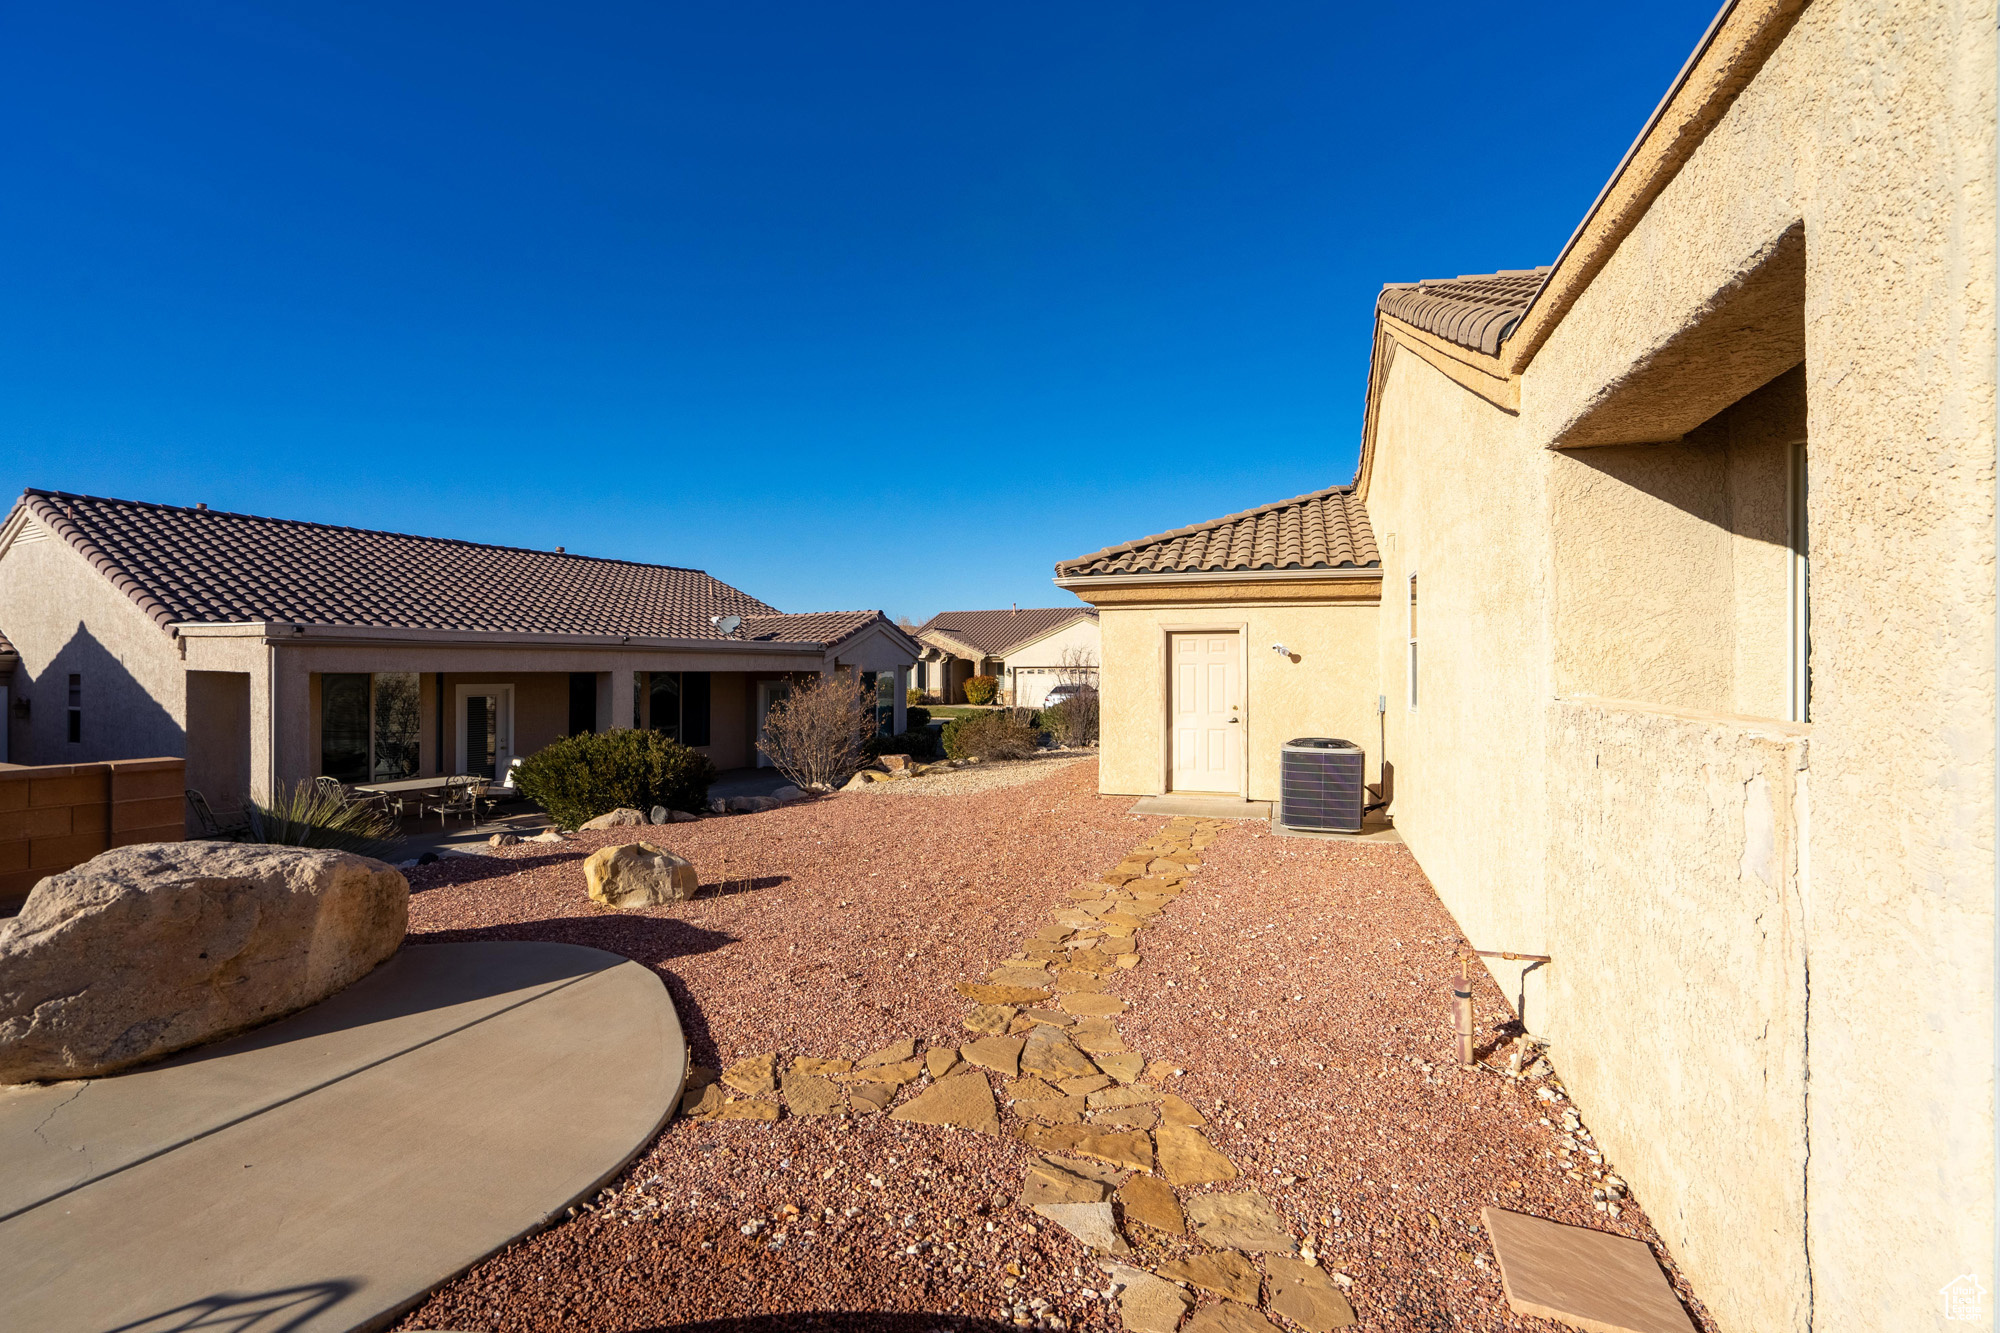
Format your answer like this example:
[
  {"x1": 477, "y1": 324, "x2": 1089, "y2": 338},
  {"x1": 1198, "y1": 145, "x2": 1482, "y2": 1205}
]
[{"x1": 677, "y1": 814, "x2": 1357, "y2": 1329}]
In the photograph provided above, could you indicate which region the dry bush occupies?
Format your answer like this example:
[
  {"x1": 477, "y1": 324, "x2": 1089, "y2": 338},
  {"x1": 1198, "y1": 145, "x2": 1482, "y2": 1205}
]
[
  {"x1": 759, "y1": 673, "x2": 875, "y2": 790},
  {"x1": 941, "y1": 710, "x2": 1041, "y2": 761}
]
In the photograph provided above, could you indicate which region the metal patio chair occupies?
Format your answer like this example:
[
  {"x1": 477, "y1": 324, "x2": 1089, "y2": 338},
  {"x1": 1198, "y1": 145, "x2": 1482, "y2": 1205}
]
[
  {"x1": 185, "y1": 789, "x2": 249, "y2": 840},
  {"x1": 421, "y1": 776, "x2": 484, "y2": 830}
]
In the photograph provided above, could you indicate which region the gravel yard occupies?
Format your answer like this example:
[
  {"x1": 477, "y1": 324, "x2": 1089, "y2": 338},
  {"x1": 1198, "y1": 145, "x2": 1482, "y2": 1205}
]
[{"x1": 394, "y1": 759, "x2": 1715, "y2": 1333}]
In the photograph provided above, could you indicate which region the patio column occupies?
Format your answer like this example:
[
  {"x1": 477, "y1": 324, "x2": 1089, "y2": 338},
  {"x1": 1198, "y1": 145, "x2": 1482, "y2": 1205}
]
[{"x1": 596, "y1": 670, "x2": 634, "y2": 733}]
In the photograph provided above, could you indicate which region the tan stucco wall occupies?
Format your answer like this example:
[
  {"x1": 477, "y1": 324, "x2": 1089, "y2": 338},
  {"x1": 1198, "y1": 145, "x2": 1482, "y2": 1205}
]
[
  {"x1": 1095, "y1": 598, "x2": 1378, "y2": 802},
  {"x1": 1515, "y1": 5, "x2": 1996, "y2": 1327},
  {"x1": 1365, "y1": 346, "x2": 1553, "y2": 1028},
  {"x1": 0, "y1": 528, "x2": 187, "y2": 767}
]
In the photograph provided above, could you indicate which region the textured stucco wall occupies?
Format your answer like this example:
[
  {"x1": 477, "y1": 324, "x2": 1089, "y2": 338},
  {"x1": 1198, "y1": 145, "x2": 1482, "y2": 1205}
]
[
  {"x1": 1521, "y1": 4, "x2": 1997, "y2": 1327},
  {"x1": 1544, "y1": 699, "x2": 1811, "y2": 1333},
  {"x1": 0, "y1": 528, "x2": 186, "y2": 767},
  {"x1": 1095, "y1": 599, "x2": 1378, "y2": 802},
  {"x1": 1364, "y1": 347, "x2": 1553, "y2": 1007},
  {"x1": 1550, "y1": 368, "x2": 1804, "y2": 718}
]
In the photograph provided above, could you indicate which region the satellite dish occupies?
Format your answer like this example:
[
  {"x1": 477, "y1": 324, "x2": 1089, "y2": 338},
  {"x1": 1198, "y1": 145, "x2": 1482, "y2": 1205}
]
[{"x1": 711, "y1": 614, "x2": 742, "y2": 636}]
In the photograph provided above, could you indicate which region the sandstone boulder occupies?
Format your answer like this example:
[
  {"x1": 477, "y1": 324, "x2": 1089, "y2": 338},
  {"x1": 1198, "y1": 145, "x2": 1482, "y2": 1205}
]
[
  {"x1": 771, "y1": 785, "x2": 806, "y2": 803},
  {"x1": 878, "y1": 754, "x2": 912, "y2": 773},
  {"x1": 583, "y1": 842, "x2": 700, "y2": 908},
  {"x1": 579, "y1": 808, "x2": 647, "y2": 831},
  {"x1": 0, "y1": 842, "x2": 408, "y2": 1084}
]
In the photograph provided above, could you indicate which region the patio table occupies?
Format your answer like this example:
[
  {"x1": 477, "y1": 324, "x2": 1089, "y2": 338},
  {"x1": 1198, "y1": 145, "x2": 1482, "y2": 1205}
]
[{"x1": 351, "y1": 776, "x2": 489, "y2": 797}]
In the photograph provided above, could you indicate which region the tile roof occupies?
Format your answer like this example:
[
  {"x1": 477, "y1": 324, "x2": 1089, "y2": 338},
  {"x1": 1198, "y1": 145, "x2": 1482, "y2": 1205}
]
[
  {"x1": 0, "y1": 628, "x2": 13, "y2": 660},
  {"x1": 9, "y1": 490, "x2": 859, "y2": 643},
  {"x1": 914, "y1": 607, "x2": 1097, "y2": 658},
  {"x1": 1056, "y1": 484, "x2": 1378, "y2": 579},
  {"x1": 741, "y1": 610, "x2": 899, "y2": 650},
  {"x1": 1376, "y1": 267, "x2": 1550, "y2": 356}
]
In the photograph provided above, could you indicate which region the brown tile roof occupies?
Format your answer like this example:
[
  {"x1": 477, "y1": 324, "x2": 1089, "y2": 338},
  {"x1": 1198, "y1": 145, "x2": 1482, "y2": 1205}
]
[
  {"x1": 10, "y1": 490, "x2": 870, "y2": 643},
  {"x1": 741, "y1": 610, "x2": 901, "y2": 650},
  {"x1": 1056, "y1": 484, "x2": 1378, "y2": 579},
  {"x1": 914, "y1": 607, "x2": 1096, "y2": 658},
  {"x1": 1376, "y1": 267, "x2": 1550, "y2": 356}
]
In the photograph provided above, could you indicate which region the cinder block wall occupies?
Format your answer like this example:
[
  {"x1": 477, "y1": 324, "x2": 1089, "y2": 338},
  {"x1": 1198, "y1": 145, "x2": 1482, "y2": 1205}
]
[{"x1": 0, "y1": 758, "x2": 185, "y2": 910}]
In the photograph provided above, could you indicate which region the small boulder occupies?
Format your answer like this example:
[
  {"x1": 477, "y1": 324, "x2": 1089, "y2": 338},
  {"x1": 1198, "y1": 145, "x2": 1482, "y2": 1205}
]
[
  {"x1": 525, "y1": 830, "x2": 565, "y2": 844},
  {"x1": 649, "y1": 806, "x2": 671, "y2": 825},
  {"x1": 726, "y1": 795, "x2": 781, "y2": 814},
  {"x1": 840, "y1": 772, "x2": 874, "y2": 792},
  {"x1": 878, "y1": 754, "x2": 912, "y2": 773},
  {"x1": 0, "y1": 843, "x2": 408, "y2": 1084},
  {"x1": 669, "y1": 810, "x2": 700, "y2": 823},
  {"x1": 579, "y1": 808, "x2": 647, "y2": 831},
  {"x1": 487, "y1": 832, "x2": 520, "y2": 848},
  {"x1": 583, "y1": 842, "x2": 700, "y2": 908},
  {"x1": 771, "y1": 785, "x2": 806, "y2": 803}
]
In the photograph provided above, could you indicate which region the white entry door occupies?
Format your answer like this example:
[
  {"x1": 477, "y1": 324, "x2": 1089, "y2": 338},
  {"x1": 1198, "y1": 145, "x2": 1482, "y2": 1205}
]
[
  {"x1": 755, "y1": 681, "x2": 791, "y2": 768},
  {"x1": 1170, "y1": 633, "x2": 1241, "y2": 793},
  {"x1": 455, "y1": 685, "x2": 514, "y2": 779}
]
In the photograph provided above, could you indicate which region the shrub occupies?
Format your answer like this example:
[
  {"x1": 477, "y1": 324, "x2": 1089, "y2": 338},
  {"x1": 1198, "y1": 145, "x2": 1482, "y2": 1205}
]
[
  {"x1": 1041, "y1": 692, "x2": 1100, "y2": 747},
  {"x1": 757, "y1": 673, "x2": 875, "y2": 791},
  {"x1": 904, "y1": 706, "x2": 931, "y2": 731},
  {"x1": 515, "y1": 728, "x2": 718, "y2": 830},
  {"x1": 907, "y1": 687, "x2": 925, "y2": 707},
  {"x1": 866, "y1": 728, "x2": 939, "y2": 761},
  {"x1": 964, "y1": 674, "x2": 999, "y2": 705},
  {"x1": 941, "y1": 710, "x2": 1040, "y2": 761},
  {"x1": 244, "y1": 781, "x2": 402, "y2": 858}
]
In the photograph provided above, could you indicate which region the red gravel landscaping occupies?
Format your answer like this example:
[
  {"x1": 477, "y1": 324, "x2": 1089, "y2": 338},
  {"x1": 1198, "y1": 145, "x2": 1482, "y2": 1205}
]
[{"x1": 393, "y1": 760, "x2": 1716, "y2": 1333}]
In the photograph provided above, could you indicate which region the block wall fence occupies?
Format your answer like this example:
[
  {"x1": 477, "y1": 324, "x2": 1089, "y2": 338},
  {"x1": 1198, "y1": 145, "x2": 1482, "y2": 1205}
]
[{"x1": 0, "y1": 758, "x2": 184, "y2": 910}]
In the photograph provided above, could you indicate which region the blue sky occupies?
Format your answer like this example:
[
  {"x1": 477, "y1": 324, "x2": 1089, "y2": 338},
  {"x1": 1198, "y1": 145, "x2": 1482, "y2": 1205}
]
[{"x1": 3, "y1": 2, "x2": 1719, "y2": 623}]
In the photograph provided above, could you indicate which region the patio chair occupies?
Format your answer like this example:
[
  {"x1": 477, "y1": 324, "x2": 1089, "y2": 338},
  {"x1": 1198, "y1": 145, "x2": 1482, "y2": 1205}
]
[
  {"x1": 421, "y1": 776, "x2": 484, "y2": 830},
  {"x1": 314, "y1": 775, "x2": 350, "y2": 803},
  {"x1": 186, "y1": 789, "x2": 250, "y2": 840}
]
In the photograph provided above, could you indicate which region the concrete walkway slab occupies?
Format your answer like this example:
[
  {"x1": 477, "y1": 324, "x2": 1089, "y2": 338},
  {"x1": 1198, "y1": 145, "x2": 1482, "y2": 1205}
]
[
  {"x1": 1128, "y1": 795, "x2": 1274, "y2": 820},
  {"x1": 0, "y1": 941, "x2": 685, "y2": 1333}
]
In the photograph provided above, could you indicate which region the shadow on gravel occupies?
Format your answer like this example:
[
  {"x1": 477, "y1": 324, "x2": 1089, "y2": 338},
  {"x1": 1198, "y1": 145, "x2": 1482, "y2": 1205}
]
[
  {"x1": 404, "y1": 851, "x2": 578, "y2": 890},
  {"x1": 413, "y1": 915, "x2": 736, "y2": 965},
  {"x1": 631, "y1": 1318, "x2": 1016, "y2": 1332}
]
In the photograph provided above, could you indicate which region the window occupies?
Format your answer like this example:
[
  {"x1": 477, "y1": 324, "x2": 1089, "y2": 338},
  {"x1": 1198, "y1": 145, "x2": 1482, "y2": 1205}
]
[
  {"x1": 321, "y1": 673, "x2": 422, "y2": 782},
  {"x1": 66, "y1": 674, "x2": 82, "y2": 743},
  {"x1": 1406, "y1": 574, "x2": 1419, "y2": 710},
  {"x1": 636, "y1": 671, "x2": 713, "y2": 746},
  {"x1": 1788, "y1": 441, "x2": 1811, "y2": 723},
  {"x1": 568, "y1": 672, "x2": 596, "y2": 735}
]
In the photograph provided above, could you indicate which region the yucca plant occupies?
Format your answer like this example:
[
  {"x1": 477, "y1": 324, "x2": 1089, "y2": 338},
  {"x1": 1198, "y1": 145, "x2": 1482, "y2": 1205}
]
[{"x1": 243, "y1": 781, "x2": 403, "y2": 857}]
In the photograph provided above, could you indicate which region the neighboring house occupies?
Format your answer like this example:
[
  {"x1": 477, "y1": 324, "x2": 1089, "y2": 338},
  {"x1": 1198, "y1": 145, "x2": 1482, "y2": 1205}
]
[
  {"x1": 1059, "y1": 7, "x2": 1994, "y2": 1333},
  {"x1": 911, "y1": 606, "x2": 1099, "y2": 707},
  {"x1": 0, "y1": 491, "x2": 920, "y2": 808}
]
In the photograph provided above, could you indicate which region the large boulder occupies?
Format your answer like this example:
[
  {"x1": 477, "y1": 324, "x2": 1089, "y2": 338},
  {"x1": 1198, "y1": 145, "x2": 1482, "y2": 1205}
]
[
  {"x1": 579, "y1": 807, "x2": 647, "y2": 831},
  {"x1": 0, "y1": 842, "x2": 408, "y2": 1085},
  {"x1": 583, "y1": 841, "x2": 700, "y2": 909}
]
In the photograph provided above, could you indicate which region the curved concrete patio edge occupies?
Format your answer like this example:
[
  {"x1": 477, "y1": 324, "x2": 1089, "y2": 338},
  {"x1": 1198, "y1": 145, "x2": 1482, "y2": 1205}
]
[{"x1": 0, "y1": 940, "x2": 688, "y2": 1333}]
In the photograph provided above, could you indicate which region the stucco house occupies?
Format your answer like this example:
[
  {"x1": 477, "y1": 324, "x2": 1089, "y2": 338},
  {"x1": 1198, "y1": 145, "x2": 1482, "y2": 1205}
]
[
  {"x1": 912, "y1": 606, "x2": 1099, "y2": 707},
  {"x1": 1059, "y1": 4, "x2": 1993, "y2": 1332},
  {"x1": 0, "y1": 491, "x2": 920, "y2": 810}
]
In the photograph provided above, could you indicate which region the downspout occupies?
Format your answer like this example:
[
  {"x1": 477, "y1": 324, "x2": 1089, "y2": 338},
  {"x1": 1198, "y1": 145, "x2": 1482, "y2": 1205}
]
[
  {"x1": 435, "y1": 672, "x2": 445, "y2": 775},
  {"x1": 264, "y1": 639, "x2": 277, "y2": 801}
]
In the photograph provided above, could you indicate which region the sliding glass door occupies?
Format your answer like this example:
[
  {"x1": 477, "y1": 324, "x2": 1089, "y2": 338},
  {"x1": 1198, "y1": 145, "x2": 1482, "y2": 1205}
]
[{"x1": 320, "y1": 672, "x2": 423, "y2": 782}]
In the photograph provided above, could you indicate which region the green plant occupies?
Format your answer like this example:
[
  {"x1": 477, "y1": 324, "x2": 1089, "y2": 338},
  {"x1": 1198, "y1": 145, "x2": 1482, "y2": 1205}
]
[
  {"x1": 941, "y1": 710, "x2": 1040, "y2": 761},
  {"x1": 904, "y1": 706, "x2": 931, "y2": 731},
  {"x1": 906, "y1": 686, "x2": 925, "y2": 707},
  {"x1": 243, "y1": 781, "x2": 402, "y2": 857},
  {"x1": 964, "y1": 674, "x2": 999, "y2": 706},
  {"x1": 514, "y1": 728, "x2": 719, "y2": 830}
]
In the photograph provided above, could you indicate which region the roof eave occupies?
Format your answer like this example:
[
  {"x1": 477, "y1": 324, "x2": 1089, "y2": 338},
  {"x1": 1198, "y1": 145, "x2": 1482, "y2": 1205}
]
[
  {"x1": 1054, "y1": 566, "x2": 1382, "y2": 590},
  {"x1": 173, "y1": 621, "x2": 837, "y2": 653}
]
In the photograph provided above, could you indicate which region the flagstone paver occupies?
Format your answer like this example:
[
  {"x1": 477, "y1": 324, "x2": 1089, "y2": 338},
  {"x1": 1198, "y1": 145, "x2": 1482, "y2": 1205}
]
[
  {"x1": 1266, "y1": 1255, "x2": 1359, "y2": 1330},
  {"x1": 1032, "y1": 1200, "x2": 1132, "y2": 1254},
  {"x1": 1186, "y1": 1192, "x2": 1298, "y2": 1253},
  {"x1": 887, "y1": 1071, "x2": 998, "y2": 1135},
  {"x1": 1118, "y1": 1173, "x2": 1187, "y2": 1234},
  {"x1": 1160, "y1": 1249, "x2": 1263, "y2": 1302}
]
